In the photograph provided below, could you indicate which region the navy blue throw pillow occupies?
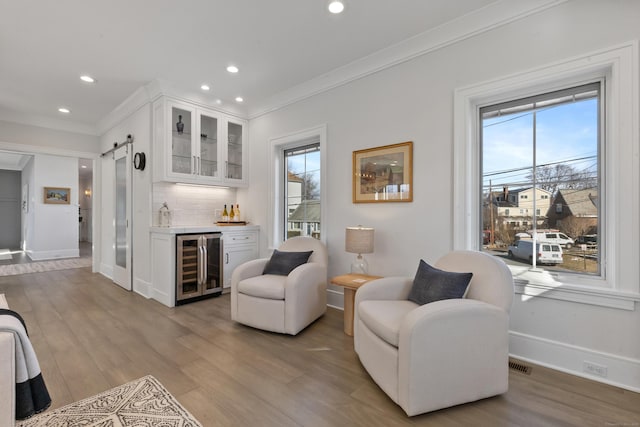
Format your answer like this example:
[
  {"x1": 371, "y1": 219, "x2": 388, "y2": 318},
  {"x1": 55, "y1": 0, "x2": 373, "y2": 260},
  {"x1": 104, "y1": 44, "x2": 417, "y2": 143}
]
[
  {"x1": 263, "y1": 250, "x2": 313, "y2": 276},
  {"x1": 408, "y1": 259, "x2": 473, "y2": 305}
]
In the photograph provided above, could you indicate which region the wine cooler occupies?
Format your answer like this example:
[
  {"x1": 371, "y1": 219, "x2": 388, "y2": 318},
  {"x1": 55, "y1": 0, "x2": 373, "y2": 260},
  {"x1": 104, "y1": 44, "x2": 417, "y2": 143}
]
[{"x1": 176, "y1": 233, "x2": 223, "y2": 305}]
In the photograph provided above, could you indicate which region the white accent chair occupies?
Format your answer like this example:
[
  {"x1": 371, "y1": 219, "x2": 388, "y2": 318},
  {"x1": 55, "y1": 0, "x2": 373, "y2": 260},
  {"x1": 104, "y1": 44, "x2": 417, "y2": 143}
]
[
  {"x1": 231, "y1": 237, "x2": 328, "y2": 335},
  {"x1": 1, "y1": 294, "x2": 16, "y2": 426},
  {"x1": 354, "y1": 250, "x2": 514, "y2": 416}
]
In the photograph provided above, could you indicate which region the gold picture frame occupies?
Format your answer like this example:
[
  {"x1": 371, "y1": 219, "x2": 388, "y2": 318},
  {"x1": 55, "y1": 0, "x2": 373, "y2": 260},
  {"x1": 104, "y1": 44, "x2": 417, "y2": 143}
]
[
  {"x1": 44, "y1": 187, "x2": 71, "y2": 204},
  {"x1": 353, "y1": 141, "x2": 413, "y2": 203}
]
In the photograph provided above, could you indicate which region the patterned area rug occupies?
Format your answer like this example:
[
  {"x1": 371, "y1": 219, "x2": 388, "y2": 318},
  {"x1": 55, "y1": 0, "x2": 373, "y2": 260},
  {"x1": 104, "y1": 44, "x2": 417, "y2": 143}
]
[
  {"x1": 17, "y1": 375, "x2": 202, "y2": 427},
  {"x1": 0, "y1": 257, "x2": 92, "y2": 276}
]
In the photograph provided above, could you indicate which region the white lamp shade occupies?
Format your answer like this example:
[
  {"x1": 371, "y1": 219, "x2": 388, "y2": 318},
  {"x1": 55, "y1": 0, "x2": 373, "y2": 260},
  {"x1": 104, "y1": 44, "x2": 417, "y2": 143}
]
[{"x1": 345, "y1": 226, "x2": 374, "y2": 254}]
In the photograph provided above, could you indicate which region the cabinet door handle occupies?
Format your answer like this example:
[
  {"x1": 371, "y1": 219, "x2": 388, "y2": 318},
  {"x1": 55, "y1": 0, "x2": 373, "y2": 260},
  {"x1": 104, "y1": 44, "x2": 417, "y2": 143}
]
[
  {"x1": 225, "y1": 253, "x2": 229, "y2": 264},
  {"x1": 192, "y1": 156, "x2": 197, "y2": 174},
  {"x1": 233, "y1": 236, "x2": 249, "y2": 241},
  {"x1": 198, "y1": 156, "x2": 202, "y2": 175}
]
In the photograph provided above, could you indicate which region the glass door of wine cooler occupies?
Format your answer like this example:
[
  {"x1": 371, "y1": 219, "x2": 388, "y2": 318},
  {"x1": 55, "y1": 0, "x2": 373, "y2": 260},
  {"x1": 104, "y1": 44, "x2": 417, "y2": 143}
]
[
  {"x1": 177, "y1": 235, "x2": 201, "y2": 301},
  {"x1": 176, "y1": 233, "x2": 223, "y2": 304}
]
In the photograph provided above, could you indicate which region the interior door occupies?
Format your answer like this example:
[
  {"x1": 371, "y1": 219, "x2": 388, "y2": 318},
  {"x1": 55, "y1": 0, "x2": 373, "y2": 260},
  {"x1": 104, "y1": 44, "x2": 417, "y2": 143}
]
[{"x1": 113, "y1": 147, "x2": 131, "y2": 290}]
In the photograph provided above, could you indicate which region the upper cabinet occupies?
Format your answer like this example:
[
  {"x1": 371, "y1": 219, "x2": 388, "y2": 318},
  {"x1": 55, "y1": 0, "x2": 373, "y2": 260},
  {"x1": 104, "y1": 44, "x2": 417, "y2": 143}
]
[{"x1": 153, "y1": 97, "x2": 248, "y2": 187}]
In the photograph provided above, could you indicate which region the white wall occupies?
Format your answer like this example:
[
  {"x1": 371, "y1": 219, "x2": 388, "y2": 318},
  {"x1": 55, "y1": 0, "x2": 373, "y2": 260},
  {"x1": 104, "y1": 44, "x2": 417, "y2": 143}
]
[
  {"x1": 27, "y1": 154, "x2": 79, "y2": 260},
  {"x1": 242, "y1": 1, "x2": 640, "y2": 391},
  {"x1": 0, "y1": 119, "x2": 99, "y2": 153},
  {"x1": 21, "y1": 156, "x2": 34, "y2": 251}
]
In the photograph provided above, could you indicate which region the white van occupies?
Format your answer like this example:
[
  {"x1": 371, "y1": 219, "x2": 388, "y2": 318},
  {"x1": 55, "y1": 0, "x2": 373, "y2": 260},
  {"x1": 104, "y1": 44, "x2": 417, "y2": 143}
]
[
  {"x1": 507, "y1": 240, "x2": 563, "y2": 265},
  {"x1": 526, "y1": 230, "x2": 574, "y2": 248}
]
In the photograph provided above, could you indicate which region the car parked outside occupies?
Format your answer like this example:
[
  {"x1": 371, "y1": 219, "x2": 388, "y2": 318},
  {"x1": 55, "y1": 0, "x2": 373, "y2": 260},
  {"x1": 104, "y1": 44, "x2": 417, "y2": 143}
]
[
  {"x1": 508, "y1": 240, "x2": 563, "y2": 265},
  {"x1": 526, "y1": 230, "x2": 575, "y2": 248}
]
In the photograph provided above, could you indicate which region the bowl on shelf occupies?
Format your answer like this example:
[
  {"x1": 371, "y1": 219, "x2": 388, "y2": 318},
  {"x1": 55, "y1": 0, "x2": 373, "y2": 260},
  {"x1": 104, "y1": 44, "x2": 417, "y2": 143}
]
[{"x1": 228, "y1": 134, "x2": 237, "y2": 144}]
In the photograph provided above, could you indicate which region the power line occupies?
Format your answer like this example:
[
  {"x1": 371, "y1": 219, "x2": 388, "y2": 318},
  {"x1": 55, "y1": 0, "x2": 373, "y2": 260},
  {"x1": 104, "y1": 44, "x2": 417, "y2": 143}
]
[{"x1": 483, "y1": 155, "x2": 596, "y2": 177}]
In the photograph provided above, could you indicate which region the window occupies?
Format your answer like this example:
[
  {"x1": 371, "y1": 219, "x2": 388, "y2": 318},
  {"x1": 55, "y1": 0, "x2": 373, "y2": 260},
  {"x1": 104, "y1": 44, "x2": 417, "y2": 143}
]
[
  {"x1": 481, "y1": 82, "x2": 601, "y2": 275},
  {"x1": 284, "y1": 143, "x2": 321, "y2": 240},
  {"x1": 268, "y1": 125, "x2": 327, "y2": 250},
  {"x1": 455, "y1": 43, "x2": 640, "y2": 304}
]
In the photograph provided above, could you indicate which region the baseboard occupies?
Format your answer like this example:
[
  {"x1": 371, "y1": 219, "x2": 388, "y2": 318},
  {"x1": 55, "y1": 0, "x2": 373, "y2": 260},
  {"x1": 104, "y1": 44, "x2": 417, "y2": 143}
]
[
  {"x1": 134, "y1": 277, "x2": 152, "y2": 299},
  {"x1": 26, "y1": 249, "x2": 80, "y2": 261},
  {"x1": 100, "y1": 263, "x2": 113, "y2": 280},
  {"x1": 327, "y1": 289, "x2": 343, "y2": 310},
  {"x1": 151, "y1": 288, "x2": 174, "y2": 308},
  {"x1": 509, "y1": 330, "x2": 640, "y2": 392}
]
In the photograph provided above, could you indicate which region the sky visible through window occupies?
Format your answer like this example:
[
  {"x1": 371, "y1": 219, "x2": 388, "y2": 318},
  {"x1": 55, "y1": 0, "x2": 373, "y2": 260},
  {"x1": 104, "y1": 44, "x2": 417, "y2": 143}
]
[{"x1": 482, "y1": 98, "x2": 598, "y2": 191}]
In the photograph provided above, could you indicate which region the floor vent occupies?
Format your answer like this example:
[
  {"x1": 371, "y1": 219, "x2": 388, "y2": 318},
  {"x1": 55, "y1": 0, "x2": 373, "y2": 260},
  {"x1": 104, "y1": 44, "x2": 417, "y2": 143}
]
[{"x1": 509, "y1": 360, "x2": 532, "y2": 375}]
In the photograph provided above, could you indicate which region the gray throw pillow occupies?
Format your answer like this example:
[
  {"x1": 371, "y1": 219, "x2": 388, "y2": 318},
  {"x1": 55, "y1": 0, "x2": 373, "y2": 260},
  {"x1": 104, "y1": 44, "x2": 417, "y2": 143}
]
[
  {"x1": 408, "y1": 259, "x2": 473, "y2": 305},
  {"x1": 263, "y1": 250, "x2": 313, "y2": 276}
]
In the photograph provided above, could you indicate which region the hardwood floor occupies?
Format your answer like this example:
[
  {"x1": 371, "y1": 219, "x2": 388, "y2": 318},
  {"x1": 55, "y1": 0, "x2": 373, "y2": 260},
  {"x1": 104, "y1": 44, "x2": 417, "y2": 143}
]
[{"x1": 1, "y1": 268, "x2": 639, "y2": 426}]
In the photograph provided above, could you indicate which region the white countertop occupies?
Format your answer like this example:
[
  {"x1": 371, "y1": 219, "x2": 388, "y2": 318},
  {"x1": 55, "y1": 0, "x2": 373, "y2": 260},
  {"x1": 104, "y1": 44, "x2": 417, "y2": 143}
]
[{"x1": 150, "y1": 224, "x2": 259, "y2": 234}]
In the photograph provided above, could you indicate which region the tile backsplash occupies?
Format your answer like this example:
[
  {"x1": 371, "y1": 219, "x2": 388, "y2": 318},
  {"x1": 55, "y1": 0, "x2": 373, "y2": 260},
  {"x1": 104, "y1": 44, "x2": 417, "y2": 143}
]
[{"x1": 152, "y1": 182, "x2": 238, "y2": 226}]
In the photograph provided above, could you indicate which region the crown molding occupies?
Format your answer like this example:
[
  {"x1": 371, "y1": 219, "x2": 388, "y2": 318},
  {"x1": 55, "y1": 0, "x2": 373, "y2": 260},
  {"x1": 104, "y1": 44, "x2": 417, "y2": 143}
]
[
  {"x1": 248, "y1": 0, "x2": 568, "y2": 119},
  {"x1": 96, "y1": 79, "x2": 249, "y2": 135}
]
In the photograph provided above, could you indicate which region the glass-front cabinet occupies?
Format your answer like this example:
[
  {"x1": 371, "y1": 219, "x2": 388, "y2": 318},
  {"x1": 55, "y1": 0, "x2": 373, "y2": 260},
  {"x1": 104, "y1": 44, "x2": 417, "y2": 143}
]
[
  {"x1": 153, "y1": 96, "x2": 247, "y2": 186},
  {"x1": 225, "y1": 118, "x2": 245, "y2": 183}
]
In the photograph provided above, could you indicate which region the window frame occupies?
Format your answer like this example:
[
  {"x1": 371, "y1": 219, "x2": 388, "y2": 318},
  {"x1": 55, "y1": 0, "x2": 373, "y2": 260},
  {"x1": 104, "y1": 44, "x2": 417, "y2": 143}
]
[
  {"x1": 268, "y1": 124, "x2": 327, "y2": 250},
  {"x1": 283, "y1": 143, "x2": 321, "y2": 241},
  {"x1": 480, "y1": 80, "x2": 603, "y2": 276},
  {"x1": 453, "y1": 42, "x2": 640, "y2": 310}
]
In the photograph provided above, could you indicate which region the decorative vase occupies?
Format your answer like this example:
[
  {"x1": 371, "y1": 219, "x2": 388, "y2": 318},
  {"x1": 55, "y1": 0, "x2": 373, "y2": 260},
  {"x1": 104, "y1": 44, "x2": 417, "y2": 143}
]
[{"x1": 176, "y1": 115, "x2": 184, "y2": 134}]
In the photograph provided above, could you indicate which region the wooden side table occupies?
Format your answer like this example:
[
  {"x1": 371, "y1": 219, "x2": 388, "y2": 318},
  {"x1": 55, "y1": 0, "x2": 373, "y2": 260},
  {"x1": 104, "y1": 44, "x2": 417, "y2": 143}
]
[{"x1": 330, "y1": 273, "x2": 382, "y2": 336}]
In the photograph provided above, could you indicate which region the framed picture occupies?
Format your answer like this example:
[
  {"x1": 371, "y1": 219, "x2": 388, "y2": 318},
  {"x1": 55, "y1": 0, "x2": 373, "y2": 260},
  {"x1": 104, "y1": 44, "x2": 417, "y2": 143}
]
[
  {"x1": 44, "y1": 187, "x2": 71, "y2": 204},
  {"x1": 353, "y1": 141, "x2": 413, "y2": 203}
]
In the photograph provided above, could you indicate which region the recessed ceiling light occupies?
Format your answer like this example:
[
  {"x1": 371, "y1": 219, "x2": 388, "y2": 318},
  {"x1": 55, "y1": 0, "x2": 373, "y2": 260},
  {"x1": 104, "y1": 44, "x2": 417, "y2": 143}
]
[
  {"x1": 58, "y1": 107, "x2": 71, "y2": 114},
  {"x1": 227, "y1": 65, "x2": 239, "y2": 74},
  {"x1": 235, "y1": 97, "x2": 243, "y2": 103},
  {"x1": 200, "y1": 84, "x2": 210, "y2": 91},
  {"x1": 81, "y1": 165, "x2": 87, "y2": 168},
  {"x1": 328, "y1": 1, "x2": 345, "y2": 14},
  {"x1": 80, "y1": 75, "x2": 95, "y2": 83},
  {"x1": 215, "y1": 99, "x2": 222, "y2": 105}
]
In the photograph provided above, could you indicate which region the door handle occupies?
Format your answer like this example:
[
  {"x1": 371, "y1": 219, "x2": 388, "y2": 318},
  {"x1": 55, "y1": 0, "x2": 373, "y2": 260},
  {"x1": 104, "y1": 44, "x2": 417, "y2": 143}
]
[
  {"x1": 202, "y1": 241, "x2": 208, "y2": 285},
  {"x1": 225, "y1": 252, "x2": 229, "y2": 264},
  {"x1": 192, "y1": 156, "x2": 196, "y2": 174}
]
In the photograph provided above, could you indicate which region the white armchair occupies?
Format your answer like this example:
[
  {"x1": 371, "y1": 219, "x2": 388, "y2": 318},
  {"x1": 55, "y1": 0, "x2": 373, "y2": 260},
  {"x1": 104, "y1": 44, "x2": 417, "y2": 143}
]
[
  {"x1": 231, "y1": 236, "x2": 328, "y2": 335},
  {"x1": 354, "y1": 250, "x2": 514, "y2": 416}
]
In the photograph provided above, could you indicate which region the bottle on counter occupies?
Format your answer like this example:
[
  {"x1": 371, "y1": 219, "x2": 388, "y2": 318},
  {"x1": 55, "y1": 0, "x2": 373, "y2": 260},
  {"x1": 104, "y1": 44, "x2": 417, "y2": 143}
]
[
  {"x1": 235, "y1": 204, "x2": 241, "y2": 221},
  {"x1": 229, "y1": 204, "x2": 235, "y2": 221},
  {"x1": 222, "y1": 204, "x2": 229, "y2": 221}
]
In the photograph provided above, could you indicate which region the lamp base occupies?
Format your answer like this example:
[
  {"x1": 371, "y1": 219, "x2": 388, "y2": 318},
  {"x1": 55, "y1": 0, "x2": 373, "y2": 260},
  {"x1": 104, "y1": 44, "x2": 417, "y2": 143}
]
[{"x1": 350, "y1": 255, "x2": 369, "y2": 275}]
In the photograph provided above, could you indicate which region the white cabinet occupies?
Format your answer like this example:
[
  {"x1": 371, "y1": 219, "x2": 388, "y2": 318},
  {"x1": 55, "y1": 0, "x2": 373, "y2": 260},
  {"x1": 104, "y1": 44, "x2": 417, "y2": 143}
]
[
  {"x1": 153, "y1": 97, "x2": 248, "y2": 186},
  {"x1": 222, "y1": 230, "x2": 259, "y2": 289}
]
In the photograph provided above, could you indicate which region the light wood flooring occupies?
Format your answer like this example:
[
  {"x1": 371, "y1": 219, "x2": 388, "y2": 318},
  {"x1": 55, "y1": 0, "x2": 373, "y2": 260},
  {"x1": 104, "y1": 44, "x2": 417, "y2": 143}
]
[{"x1": 1, "y1": 267, "x2": 639, "y2": 426}]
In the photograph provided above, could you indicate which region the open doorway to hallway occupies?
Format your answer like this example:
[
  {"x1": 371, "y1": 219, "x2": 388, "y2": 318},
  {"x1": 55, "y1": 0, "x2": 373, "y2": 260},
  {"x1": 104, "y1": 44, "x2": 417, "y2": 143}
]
[{"x1": 0, "y1": 154, "x2": 93, "y2": 271}]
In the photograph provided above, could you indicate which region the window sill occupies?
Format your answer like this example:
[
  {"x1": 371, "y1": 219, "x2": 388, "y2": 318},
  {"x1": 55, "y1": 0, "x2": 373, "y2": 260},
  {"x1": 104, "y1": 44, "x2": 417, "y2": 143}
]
[{"x1": 511, "y1": 266, "x2": 640, "y2": 310}]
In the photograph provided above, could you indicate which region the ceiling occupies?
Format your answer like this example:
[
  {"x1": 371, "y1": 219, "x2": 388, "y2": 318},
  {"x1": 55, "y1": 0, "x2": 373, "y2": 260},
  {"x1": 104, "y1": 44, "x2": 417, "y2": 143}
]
[{"x1": 0, "y1": 0, "x2": 515, "y2": 135}]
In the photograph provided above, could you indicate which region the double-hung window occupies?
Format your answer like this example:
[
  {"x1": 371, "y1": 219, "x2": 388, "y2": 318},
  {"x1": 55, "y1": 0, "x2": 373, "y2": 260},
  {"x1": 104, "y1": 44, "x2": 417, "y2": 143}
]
[
  {"x1": 480, "y1": 82, "x2": 601, "y2": 275},
  {"x1": 454, "y1": 43, "x2": 639, "y2": 305},
  {"x1": 284, "y1": 143, "x2": 321, "y2": 240}
]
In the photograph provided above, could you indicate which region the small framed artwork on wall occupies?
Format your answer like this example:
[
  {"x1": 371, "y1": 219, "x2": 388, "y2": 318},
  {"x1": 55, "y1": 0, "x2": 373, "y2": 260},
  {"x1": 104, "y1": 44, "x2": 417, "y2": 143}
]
[
  {"x1": 44, "y1": 187, "x2": 71, "y2": 204},
  {"x1": 353, "y1": 141, "x2": 413, "y2": 203}
]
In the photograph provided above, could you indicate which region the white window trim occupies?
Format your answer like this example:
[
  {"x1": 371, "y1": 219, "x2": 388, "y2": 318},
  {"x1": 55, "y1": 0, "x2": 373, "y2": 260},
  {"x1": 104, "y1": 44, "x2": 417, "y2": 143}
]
[
  {"x1": 453, "y1": 41, "x2": 640, "y2": 309},
  {"x1": 267, "y1": 124, "x2": 327, "y2": 250}
]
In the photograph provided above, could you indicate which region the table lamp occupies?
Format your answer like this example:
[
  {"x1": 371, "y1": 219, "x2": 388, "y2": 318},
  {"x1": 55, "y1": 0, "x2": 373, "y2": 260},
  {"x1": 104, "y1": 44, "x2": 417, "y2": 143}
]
[{"x1": 345, "y1": 226, "x2": 375, "y2": 274}]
